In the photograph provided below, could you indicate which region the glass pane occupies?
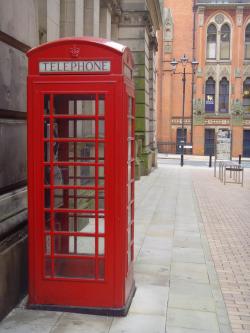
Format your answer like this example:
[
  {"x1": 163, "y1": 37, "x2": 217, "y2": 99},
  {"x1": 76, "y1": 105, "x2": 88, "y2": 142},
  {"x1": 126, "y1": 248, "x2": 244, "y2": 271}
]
[
  {"x1": 54, "y1": 95, "x2": 96, "y2": 115},
  {"x1": 44, "y1": 166, "x2": 64, "y2": 185},
  {"x1": 50, "y1": 165, "x2": 95, "y2": 186},
  {"x1": 54, "y1": 258, "x2": 95, "y2": 279},
  {"x1": 54, "y1": 212, "x2": 96, "y2": 233},
  {"x1": 98, "y1": 120, "x2": 105, "y2": 138},
  {"x1": 44, "y1": 212, "x2": 51, "y2": 230},
  {"x1": 54, "y1": 235, "x2": 95, "y2": 255},
  {"x1": 54, "y1": 119, "x2": 95, "y2": 139},
  {"x1": 98, "y1": 237, "x2": 105, "y2": 255},
  {"x1": 98, "y1": 190, "x2": 105, "y2": 209},
  {"x1": 207, "y1": 42, "x2": 216, "y2": 59},
  {"x1": 98, "y1": 167, "x2": 104, "y2": 186},
  {"x1": 98, "y1": 95, "x2": 105, "y2": 116},
  {"x1": 99, "y1": 217, "x2": 105, "y2": 233},
  {"x1": 53, "y1": 189, "x2": 95, "y2": 209},
  {"x1": 44, "y1": 95, "x2": 50, "y2": 115},
  {"x1": 220, "y1": 41, "x2": 230, "y2": 59},
  {"x1": 245, "y1": 43, "x2": 250, "y2": 59},
  {"x1": 45, "y1": 235, "x2": 51, "y2": 255}
]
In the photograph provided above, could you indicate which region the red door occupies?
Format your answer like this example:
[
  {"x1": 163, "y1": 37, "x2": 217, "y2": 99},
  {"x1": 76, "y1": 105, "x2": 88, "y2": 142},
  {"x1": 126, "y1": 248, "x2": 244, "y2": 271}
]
[{"x1": 29, "y1": 82, "x2": 116, "y2": 308}]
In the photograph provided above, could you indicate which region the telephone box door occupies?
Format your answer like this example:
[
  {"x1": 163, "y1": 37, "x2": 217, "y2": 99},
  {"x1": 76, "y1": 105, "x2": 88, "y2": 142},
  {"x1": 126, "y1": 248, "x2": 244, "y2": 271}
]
[{"x1": 29, "y1": 83, "x2": 116, "y2": 308}]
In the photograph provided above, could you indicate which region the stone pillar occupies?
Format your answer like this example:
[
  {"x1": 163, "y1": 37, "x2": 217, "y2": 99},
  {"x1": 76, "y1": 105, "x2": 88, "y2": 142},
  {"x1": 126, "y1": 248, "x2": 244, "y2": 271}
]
[
  {"x1": 149, "y1": 37, "x2": 158, "y2": 167},
  {"x1": 75, "y1": 0, "x2": 84, "y2": 36},
  {"x1": 84, "y1": 0, "x2": 100, "y2": 37},
  {"x1": 60, "y1": 0, "x2": 75, "y2": 37},
  {"x1": 100, "y1": 5, "x2": 111, "y2": 39},
  {"x1": 47, "y1": 0, "x2": 60, "y2": 41}
]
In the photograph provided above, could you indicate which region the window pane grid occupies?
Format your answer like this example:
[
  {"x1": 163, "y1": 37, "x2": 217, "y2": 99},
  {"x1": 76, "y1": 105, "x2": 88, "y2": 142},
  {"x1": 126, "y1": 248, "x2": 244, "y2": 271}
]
[{"x1": 43, "y1": 93, "x2": 106, "y2": 280}]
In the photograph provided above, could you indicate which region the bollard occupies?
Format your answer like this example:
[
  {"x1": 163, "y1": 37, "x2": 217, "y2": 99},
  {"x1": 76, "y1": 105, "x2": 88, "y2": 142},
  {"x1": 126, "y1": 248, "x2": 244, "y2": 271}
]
[
  {"x1": 209, "y1": 155, "x2": 212, "y2": 168},
  {"x1": 181, "y1": 154, "x2": 184, "y2": 167},
  {"x1": 239, "y1": 154, "x2": 242, "y2": 165}
]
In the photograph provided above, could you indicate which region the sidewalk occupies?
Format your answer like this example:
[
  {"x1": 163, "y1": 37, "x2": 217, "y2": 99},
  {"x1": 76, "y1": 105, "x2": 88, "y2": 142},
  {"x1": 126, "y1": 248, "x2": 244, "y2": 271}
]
[{"x1": 0, "y1": 162, "x2": 238, "y2": 333}]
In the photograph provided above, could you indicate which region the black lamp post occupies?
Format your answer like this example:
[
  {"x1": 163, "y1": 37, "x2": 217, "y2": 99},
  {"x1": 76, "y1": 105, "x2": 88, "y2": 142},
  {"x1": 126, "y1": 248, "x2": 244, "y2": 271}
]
[{"x1": 170, "y1": 55, "x2": 199, "y2": 167}]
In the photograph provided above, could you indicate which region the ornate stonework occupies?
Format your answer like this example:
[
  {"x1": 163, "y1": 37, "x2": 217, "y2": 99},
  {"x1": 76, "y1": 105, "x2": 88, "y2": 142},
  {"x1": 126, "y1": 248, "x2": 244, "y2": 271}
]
[
  {"x1": 205, "y1": 118, "x2": 230, "y2": 125},
  {"x1": 236, "y1": 6, "x2": 244, "y2": 27},
  {"x1": 171, "y1": 118, "x2": 191, "y2": 125},
  {"x1": 243, "y1": 66, "x2": 250, "y2": 80},
  {"x1": 197, "y1": 6, "x2": 205, "y2": 27},
  {"x1": 163, "y1": 8, "x2": 173, "y2": 54},
  {"x1": 215, "y1": 13, "x2": 225, "y2": 25},
  {"x1": 206, "y1": 66, "x2": 216, "y2": 79},
  {"x1": 219, "y1": 66, "x2": 230, "y2": 80}
]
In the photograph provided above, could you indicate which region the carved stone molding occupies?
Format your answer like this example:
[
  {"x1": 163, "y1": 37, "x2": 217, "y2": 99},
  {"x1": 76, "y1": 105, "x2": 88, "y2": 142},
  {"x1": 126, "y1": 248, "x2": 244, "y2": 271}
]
[
  {"x1": 236, "y1": 6, "x2": 244, "y2": 27},
  {"x1": 197, "y1": 6, "x2": 205, "y2": 27},
  {"x1": 215, "y1": 13, "x2": 225, "y2": 25},
  {"x1": 206, "y1": 66, "x2": 216, "y2": 79},
  {"x1": 163, "y1": 8, "x2": 173, "y2": 42},
  {"x1": 219, "y1": 66, "x2": 230, "y2": 80},
  {"x1": 243, "y1": 65, "x2": 250, "y2": 80}
]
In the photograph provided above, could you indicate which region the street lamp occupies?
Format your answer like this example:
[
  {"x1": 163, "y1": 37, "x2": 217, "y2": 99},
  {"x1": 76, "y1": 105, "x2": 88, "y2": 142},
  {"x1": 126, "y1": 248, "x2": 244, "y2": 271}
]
[{"x1": 170, "y1": 55, "x2": 199, "y2": 167}]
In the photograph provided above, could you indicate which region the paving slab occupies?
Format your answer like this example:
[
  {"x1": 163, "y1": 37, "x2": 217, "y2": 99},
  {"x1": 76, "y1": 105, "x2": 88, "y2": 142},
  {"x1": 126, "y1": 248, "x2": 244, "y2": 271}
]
[
  {"x1": 109, "y1": 314, "x2": 165, "y2": 333},
  {"x1": 0, "y1": 162, "x2": 234, "y2": 333},
  {"x1": 51, "y1": 313, "x2": 112, "y2": 333}
]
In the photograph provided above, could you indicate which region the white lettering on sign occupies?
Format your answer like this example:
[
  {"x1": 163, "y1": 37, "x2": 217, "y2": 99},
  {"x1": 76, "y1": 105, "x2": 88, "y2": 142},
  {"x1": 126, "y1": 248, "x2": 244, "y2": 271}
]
[{"x1": 39, "y1": 61, "x2": 111, "y2": 73}]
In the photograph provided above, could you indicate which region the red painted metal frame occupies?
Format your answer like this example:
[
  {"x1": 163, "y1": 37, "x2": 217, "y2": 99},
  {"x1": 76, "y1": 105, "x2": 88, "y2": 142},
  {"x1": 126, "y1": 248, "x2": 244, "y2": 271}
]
[{"x1": 27, "y1": 38, "x2": 135, "y2": 313}]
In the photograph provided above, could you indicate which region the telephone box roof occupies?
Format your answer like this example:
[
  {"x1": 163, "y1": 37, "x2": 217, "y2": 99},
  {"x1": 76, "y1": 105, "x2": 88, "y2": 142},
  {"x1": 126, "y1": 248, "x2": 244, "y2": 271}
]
[{"x1": 27, "y1": 37, "x2": 129, "y2": 56}]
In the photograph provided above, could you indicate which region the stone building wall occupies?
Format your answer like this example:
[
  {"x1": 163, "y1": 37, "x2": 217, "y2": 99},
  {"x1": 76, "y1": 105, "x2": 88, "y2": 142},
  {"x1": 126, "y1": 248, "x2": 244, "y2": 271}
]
[{"x1": 0, "y1": 0, "x2": 162, "y2": 320}]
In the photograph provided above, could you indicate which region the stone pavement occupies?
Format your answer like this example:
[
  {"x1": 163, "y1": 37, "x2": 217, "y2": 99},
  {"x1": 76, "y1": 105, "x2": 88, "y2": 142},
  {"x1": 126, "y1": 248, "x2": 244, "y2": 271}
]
[
  {"x1": 193, "y1": 166, "x2": 250, "y2": 333},
  {"x1": 0, "y1": 161, "x2": 240, "y2": 333}
]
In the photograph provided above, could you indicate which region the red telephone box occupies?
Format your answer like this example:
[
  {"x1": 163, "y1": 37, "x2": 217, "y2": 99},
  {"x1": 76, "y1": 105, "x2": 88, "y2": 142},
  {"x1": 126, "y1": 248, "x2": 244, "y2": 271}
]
[{"x1": 27, "y1": 37, "x2": 135, "y2": 315}]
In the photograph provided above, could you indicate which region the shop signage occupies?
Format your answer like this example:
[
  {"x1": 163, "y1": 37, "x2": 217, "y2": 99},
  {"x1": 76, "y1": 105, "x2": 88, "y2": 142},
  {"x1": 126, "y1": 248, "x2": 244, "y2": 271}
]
[
  {"x1": 216, "y1": 129, "x2": 231, "y2": 160},
  {"x1": 205, "y1": 95, "x2": 214, "y2": 112}
]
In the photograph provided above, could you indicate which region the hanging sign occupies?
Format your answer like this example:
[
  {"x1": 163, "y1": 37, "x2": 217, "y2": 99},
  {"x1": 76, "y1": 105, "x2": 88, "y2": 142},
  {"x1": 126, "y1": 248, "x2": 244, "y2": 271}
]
[{"x1": 39, "y1": 60, "x2": 111, "y2": 73}]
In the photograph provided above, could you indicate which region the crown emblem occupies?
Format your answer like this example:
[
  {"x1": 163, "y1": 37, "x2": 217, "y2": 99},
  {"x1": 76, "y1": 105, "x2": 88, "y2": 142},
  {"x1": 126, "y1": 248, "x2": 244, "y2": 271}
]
[{"x1": 69, "y1": 46, "x2": 80, "y2": 58}]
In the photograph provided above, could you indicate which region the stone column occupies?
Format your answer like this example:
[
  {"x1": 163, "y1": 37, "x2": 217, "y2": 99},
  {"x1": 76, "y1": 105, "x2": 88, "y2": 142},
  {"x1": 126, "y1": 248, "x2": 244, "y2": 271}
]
[
  {"x1": 84, "y1": 0, "x2": 100, "y2": 37},
  {"x1": 60, "y1": 0, "x2": 75, "y2": 37},
  {"x1": 47, "y1": 0, "x2": 60, "y2": 41},
  {"x1": 100, "y1": 4, "x2": 111, "y2": 39}
]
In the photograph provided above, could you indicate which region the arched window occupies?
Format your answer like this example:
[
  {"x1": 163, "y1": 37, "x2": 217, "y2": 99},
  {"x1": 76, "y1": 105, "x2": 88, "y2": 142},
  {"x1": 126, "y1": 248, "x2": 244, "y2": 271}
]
[
  {"x1": 243, "y1": 78, "x2": 250, "y2": 107},
  {"x1": 207, "y1": 24, "x2": 217, "y2": 60},
  {"x1": 219, "y1": 77, "x2": 229, "y2": 113},
  {"x1": 245, "y1": 24, "x2": 250, "y2": 60},
  {"x1": 205, "y1": 77, "x2": 216, "y2": 113},
  {"x1": 220, "y1": 24, "x2": 230, "y2": 60}
]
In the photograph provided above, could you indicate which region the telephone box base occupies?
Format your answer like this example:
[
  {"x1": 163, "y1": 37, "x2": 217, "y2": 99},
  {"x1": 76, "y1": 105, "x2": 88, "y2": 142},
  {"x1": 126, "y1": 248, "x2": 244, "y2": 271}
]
[{"x1": 27, "y1": 285, "x2": 136, "y2": 317}]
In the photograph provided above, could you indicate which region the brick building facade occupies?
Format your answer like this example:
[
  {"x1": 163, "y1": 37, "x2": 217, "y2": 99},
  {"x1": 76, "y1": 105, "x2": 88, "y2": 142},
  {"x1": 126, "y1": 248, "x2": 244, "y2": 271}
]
[{"x1": 157, "y1": 0, "x2": 250, "y2": 157}]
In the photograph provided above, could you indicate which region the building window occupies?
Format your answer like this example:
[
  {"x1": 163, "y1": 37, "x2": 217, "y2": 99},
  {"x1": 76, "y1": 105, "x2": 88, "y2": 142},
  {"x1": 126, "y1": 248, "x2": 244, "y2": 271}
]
[
  {"x1": 220, "y1": 24, "x2": 230, "y2": 60},
  {"x1": 207, "y1": 24, "x2": 217, "y2": 60},
  {"x1": 243, "y1": 78, "x2": 250, "y2": 108},
  {"x1": 245, "y1": 24, "x2": 250, "y2": 60},
  {"x1": 219, "y1": 77, "x2": 229, "y2": 113},
  {"x1": 205, "y1": 77, "x2": 215, "y2": 113}
]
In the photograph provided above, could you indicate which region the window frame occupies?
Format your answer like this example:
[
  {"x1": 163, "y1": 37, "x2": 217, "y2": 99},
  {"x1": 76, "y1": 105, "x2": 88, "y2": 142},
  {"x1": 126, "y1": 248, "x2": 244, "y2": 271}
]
[
  {"x1": 245, "y1": 23, "x2": 250, "y2": 60},
  {"x1": 220, "y1": 23, "x2": 230, "y2": 60},
  {"x1": 205, "y1": 77, "x2": 216, "y2": 113},
  {"x1": 206, "y1": 24, "x2": 217, "y2": 60},
  {"x1": 219, "y1": 77, "x2": 229, "y2": 113}
]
